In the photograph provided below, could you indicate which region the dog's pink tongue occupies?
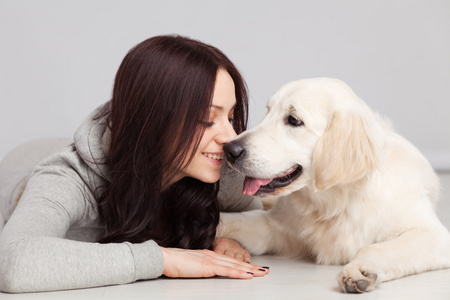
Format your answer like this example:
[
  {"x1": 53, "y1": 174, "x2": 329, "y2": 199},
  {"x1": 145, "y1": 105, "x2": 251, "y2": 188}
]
[{"x1": 243, "y1": 177, "x2": 273, "y2": 196}]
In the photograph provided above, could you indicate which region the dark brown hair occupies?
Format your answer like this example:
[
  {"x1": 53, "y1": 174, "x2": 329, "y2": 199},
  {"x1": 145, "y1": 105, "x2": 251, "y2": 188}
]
[{"x1": 96, "y1": 35, "x2": 248, "y2": 249}]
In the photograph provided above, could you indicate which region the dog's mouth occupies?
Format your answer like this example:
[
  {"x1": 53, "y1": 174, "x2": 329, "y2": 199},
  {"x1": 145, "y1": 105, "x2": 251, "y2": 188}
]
[{"x1": 242, "y1": 165, "x2": 303, "y2": 196}]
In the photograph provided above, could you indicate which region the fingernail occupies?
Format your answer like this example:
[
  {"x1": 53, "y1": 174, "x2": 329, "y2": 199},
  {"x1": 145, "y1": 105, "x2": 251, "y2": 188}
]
[
  {"x1": 262, "y1": 266, "x2": 270, "y2": 269},
  {"x1": 258, "y1": 268, "x2": 266, "y2": 272},
  {"x1": 247, "y1": 272, "x2": 254, "y2": 275}
]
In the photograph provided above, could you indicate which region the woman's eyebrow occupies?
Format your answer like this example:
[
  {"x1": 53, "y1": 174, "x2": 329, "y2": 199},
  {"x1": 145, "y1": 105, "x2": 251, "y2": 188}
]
[
  {"x1": 210, "y1": 104, "x2": 236, "y2": 111},
  {"x1": 210, "y1": 105, "x2": 223, "y2": 111}
]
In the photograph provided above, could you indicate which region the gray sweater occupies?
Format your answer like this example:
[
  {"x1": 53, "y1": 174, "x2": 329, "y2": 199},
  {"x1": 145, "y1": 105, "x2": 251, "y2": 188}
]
[{"x1": 0, "y1": 104, "x2": 261, "y2": 293}]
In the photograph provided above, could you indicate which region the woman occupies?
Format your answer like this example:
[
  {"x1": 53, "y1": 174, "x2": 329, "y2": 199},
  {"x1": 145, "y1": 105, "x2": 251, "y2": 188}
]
[{"x1": 0, "y1": 35, "x2": 268, "y2": 293}]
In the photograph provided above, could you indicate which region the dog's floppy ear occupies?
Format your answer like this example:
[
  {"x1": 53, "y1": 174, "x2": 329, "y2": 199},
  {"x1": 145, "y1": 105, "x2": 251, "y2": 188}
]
[{"x1": 312, "y1": 106, "x2": 382, "y2": 190}]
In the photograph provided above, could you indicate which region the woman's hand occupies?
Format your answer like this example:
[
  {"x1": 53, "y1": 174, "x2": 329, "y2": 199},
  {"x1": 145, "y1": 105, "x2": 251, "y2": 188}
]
[
  {"x1": 213, "y1": 237, "x2": 252, "y2": 263},
  {"x1": 160, "y1": 247, "x2": 269, "y2": 279}
]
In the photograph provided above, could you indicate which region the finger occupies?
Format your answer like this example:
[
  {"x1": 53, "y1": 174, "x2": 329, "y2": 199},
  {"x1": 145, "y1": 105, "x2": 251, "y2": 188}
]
[
  {"x1": 211, "y1": 261, "x2": 268, "y2": 279},
  {"x1": 223, "y1": 249, "x2": 243, "y2": 262},
  {"x1": 251, "y1": 266, "x2": 270, "y2": 277},
  {"x1": 243, "y1": 252, "x2": 252, "y2": 264},
  {"x1": 234, "y1": 251, "x2": 245, "y2": 263},
  {"x1": 222, "y1": 247, "x2": 251, "y2": 263},
  {"x1": 214, "y1": 265, "x2": 255, "y2": 279},
  {"x1": 210, "y1": 255, "x2": 269, "y2": 277},
  {"x1": 204, "y1": 249, "x2": 269, "y2": 275},
  {"x1": 240, "y1": 248, "x2": 251, "y2": 263}
]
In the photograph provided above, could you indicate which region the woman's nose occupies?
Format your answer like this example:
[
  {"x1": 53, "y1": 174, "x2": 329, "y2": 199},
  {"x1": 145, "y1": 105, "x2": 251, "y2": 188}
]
[{"x1": 218, "y1": 121, "x2": 237, "y2": 144}]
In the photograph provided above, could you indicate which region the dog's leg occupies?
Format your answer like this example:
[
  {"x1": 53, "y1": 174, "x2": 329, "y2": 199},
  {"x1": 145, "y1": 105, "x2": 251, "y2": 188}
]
[
  {"x1": 217, "y1": 210, "x2": 279, "y2": 255},
  {"x1": 337, "y1": 225, "x2": 450, "y2": 293}
]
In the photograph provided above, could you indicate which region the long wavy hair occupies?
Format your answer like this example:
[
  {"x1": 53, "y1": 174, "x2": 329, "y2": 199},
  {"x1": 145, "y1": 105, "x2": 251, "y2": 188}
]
[{"x1": 95, "y1": 35, "x2": 248, "y2": 249}]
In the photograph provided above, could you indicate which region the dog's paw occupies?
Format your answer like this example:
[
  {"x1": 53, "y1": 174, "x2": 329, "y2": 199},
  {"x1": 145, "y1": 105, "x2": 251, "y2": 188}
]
[{"x1": 337, "y1": 266, "x2": 379, "y2": 293}]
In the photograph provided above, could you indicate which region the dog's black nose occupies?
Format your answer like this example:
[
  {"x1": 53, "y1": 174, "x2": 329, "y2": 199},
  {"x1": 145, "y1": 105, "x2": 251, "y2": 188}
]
[{"x1": 224, "y1": 141, "x2": 245, "y2": 164}]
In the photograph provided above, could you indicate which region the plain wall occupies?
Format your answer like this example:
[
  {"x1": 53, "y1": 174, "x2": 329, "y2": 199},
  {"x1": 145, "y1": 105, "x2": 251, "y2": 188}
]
[{"x1": 1, "y1": 0, "x2": 449, "y2": 170}]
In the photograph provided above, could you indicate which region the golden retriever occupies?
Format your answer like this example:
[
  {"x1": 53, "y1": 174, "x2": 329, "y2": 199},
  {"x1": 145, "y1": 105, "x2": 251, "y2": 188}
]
[{"x1": 218, "y1": 78, "x2": 450, "y2": 293}]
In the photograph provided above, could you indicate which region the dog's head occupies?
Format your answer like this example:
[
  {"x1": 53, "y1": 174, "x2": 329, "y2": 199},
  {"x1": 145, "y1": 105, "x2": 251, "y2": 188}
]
[{"x1": 224, "y1": 77, "x2": 383, "y2": 197}]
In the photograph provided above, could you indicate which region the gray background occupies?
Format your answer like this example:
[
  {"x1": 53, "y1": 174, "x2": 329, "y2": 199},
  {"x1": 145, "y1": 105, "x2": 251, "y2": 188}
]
[{"x1": 1, "y1": 0, "x2": 449, "y2": 170}]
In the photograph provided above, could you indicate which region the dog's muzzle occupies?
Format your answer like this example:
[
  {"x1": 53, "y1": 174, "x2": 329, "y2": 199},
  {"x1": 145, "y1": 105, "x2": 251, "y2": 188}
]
[{"x1": 224, "y1": 140, "x2": 303, "y2": 196}]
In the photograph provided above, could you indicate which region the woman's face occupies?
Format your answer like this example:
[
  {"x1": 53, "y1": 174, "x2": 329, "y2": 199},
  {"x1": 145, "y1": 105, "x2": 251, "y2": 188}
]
[{"x1": 178, "y1": 68, "x2": 238, "y2": 184}]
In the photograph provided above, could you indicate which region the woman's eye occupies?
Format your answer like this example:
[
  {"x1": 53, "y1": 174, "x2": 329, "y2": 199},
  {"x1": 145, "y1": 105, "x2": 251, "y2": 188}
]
[
  {"x1": 228, "y1": 117, "x2": 234, "y2": 124},
  {"x1": 287, "y1": 115, "x2": 304, "y2": 126},
  {"x1": 200, "y1": 120, "x2": 215, "y2": 127}
]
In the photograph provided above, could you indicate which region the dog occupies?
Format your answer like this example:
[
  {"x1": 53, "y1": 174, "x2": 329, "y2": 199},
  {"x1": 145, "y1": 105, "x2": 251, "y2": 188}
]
[{"x1": 217, "y1": 77, "x2": 450, "y2": 293}]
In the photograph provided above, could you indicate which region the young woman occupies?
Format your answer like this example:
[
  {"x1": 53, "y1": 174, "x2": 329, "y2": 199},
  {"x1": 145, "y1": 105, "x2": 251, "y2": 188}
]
[{"x1": 0, "y1": 35, "x2": 267, "y2": 293}]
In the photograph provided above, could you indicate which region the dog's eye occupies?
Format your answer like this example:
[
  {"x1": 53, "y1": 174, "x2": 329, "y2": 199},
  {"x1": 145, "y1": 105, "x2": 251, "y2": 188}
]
[{"x1": 287, "y1": 115, "x2": 304, "y2": 126}]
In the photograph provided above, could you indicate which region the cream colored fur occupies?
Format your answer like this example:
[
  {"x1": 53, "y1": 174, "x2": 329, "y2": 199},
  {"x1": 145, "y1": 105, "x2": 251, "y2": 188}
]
[{"x1": 218, "y1": 78, "x2": 450, "y2": 293}]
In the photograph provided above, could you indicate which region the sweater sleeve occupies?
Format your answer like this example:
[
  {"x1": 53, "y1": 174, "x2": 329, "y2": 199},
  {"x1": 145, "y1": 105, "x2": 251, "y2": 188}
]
[{"x1": 0, "y1": 163, "x2": 164, "y2": 293}]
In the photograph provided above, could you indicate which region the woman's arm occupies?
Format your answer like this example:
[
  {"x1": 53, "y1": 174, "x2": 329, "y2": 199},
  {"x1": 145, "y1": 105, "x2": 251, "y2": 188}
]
[{"x1": 0, "y1": 168, "x2": 164, "y2": 293}]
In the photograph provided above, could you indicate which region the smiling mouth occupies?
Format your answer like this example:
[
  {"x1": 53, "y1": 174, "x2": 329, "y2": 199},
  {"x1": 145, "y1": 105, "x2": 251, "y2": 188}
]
[
  {"x1": 203, "y1": 153, "x2": 224, "y2": 160},
  {"x1": 242, "y1": 165, "x2": 303, "y2": 196}
]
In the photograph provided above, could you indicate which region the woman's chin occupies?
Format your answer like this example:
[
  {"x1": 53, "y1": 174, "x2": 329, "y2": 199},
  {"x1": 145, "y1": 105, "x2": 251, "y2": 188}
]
[{"x1": 198, "y1": 172, "x2": 221, "y2": 184}]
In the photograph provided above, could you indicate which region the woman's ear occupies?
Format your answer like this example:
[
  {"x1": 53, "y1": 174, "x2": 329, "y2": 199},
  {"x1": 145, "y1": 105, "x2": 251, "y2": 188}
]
[{"x1": 312, "y1": 107, "x2": 381, "y2": 191}]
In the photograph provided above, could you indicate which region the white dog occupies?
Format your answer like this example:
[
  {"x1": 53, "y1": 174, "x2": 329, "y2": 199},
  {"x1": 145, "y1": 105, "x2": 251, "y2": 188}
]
[{"x1": 218, "y1": 78, "x2": 450, "y2": 293}]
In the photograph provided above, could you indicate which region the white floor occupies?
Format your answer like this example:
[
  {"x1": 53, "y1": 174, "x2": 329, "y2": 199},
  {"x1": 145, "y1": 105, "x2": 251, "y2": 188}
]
[{"x1": 2, "y1": 173, "x2": 450, "y2": 300}]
